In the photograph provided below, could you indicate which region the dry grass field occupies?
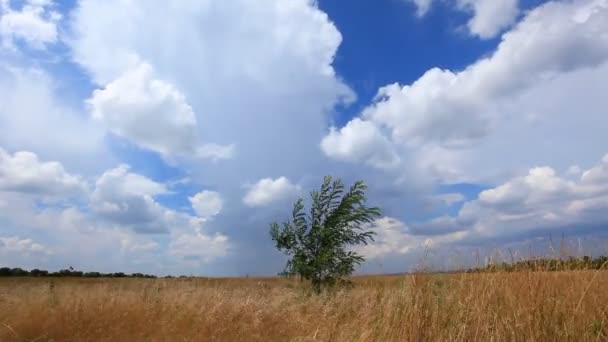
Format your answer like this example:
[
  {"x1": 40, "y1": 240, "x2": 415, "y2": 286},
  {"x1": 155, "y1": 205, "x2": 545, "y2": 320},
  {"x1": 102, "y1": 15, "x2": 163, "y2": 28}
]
[{"x1": 0, "y1": 270, "x2": 607, "y2": 341}]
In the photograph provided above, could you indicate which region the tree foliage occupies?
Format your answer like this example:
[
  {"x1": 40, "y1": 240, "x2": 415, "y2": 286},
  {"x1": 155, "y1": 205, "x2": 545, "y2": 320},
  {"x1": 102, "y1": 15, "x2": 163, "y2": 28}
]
[{"x1": 270, "y1": 176, "x2": 380, "y2": 292}]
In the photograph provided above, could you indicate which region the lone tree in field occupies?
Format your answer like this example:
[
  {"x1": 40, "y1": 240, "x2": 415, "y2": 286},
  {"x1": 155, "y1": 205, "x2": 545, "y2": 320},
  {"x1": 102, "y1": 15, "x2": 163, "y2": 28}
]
[{"x1": 270, "y1": 176, "x2": 380, "y2": 292}]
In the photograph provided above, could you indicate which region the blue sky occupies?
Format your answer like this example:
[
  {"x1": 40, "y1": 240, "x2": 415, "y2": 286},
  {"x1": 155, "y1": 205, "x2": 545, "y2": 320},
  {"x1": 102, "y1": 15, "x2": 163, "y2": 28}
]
[{"x1": 1, "y1": 0, "x2": 608, "y2": 276}]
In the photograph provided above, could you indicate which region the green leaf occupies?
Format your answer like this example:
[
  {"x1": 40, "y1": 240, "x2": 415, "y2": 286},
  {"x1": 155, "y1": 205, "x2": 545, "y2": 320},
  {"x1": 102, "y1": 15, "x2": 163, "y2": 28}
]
[{"x1": 269, "y1": 176, "x2": 382, "y2": 293}]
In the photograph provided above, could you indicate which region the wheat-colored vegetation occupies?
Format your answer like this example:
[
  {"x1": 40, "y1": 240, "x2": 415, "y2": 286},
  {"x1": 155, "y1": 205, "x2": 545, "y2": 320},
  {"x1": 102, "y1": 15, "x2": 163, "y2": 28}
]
[{"x1": 1, "y1": 267, "x2": 607, "y2": 341}]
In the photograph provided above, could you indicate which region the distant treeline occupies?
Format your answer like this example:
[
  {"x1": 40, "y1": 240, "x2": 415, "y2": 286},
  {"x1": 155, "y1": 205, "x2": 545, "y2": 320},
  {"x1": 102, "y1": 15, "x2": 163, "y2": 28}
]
[
  {"x1": 0, "y1": 267, "x2": 157, "y2": 278},
  {"x1": 2, "y1": 255, "x2": 607, "y2": 278},
  {"x1": 468, "y1": 255, "x2": 608, "y2": 273}
]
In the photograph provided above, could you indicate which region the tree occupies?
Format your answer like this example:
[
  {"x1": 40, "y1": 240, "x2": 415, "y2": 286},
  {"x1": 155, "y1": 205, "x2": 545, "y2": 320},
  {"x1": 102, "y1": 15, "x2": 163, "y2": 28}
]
[
  {"x1": 0, "y1": 267, "x2": 12, "y2": 276},
  {"x1": 270, "y1": 176, "x2": 380, "y2": 293},
  {"x1": 30, "y1": 269, "x2": 49, "y2": 277},
  {"x1": 10, "y1": 268, "x2": 29, "y2": 276}
]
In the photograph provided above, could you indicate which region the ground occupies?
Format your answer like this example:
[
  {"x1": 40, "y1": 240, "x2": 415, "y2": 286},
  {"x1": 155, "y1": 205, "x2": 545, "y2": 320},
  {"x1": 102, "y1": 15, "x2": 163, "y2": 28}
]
[{"x1": 0, "y1": 271, "x2": 606, "y2": 341}]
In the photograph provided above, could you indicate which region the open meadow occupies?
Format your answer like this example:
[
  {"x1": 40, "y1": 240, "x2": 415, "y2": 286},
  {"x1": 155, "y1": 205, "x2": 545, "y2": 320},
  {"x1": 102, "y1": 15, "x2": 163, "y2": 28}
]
[{"x1": 1, "y1": 269, "x2": 607, "y2": 341}]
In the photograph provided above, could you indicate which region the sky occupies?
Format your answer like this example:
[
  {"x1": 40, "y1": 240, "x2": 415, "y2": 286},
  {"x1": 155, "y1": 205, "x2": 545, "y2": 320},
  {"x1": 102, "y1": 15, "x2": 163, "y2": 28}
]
[{"x1": 1, "y1": 0, "x2": 608, "y2": 276}]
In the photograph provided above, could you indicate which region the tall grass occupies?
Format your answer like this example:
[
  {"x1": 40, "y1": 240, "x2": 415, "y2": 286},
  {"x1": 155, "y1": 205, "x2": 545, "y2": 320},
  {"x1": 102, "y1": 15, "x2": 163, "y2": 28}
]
[{"x1": 0, "y1": 269, "x2": 606, "y2": 341}]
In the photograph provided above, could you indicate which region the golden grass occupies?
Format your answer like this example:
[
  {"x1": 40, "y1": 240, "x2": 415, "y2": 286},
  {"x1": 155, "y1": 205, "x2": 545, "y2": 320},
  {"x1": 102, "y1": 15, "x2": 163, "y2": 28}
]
[{"x1": 0, "y1": 271, "x2": 606, "y2": 341}]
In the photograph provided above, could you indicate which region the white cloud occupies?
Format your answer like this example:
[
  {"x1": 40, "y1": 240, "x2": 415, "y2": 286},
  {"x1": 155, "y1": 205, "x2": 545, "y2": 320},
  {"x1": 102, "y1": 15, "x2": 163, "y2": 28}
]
[
  {"x1": 436, "y1": 193, "x2": 465, "y2": 206},
  {"x1": 372, "y1": 0, "x2": 608, "y2": 146},
  {"x1": 0, "y1": 0, "x2": 605, "y2": 277},
  {"x1": 169, "y1": 231, "x2": 229, "y2": 264},
  {"x1": 457, "y1": 0, "x2": 519, "y2": 39},
  {"x1": 478, "y1": 167, "x2": 572, "y2": 208},
  {"x1": 410, "y1": 215, "x2": 467, "y2": 235},
  {"x1": 358, "y1": 153, "x2": 608, "y2": 261},
  {"x1": 87, "y1": 61, "x2": 234, "y2": 162},
  {"x1": 0, "y1": 203, "x2": 230, "y2": 273},
  {"x1": 357, "y1": 217, "x2": 414, "y2": 259},
  {"x1": 0, "y1": 235, "x2": 55, "y2": 270},
  {"x1": 66, "y1": 0, "x2": 364, "y2": 276},
  {"x1": 196, "y1": 143, "x2": 236, "y2": 162},
  {"x1": 70, "y1": 0, "x2": 348, "y2": 85},
  {"x1": 407, "y1": 0, "x2": 519, "y2": 38},
  {"x1": 121, "y1": 240, "x2": 159, "y2": 254},
  {"x1": 0, "y1": 65, "x2": 108, "y2": 173},
  {"x1": 327, "y1": 0, "x2": 608, "y2": 183},
  {"x1": 418, "y1": 153, "x2": 608, "y2": 243},
  {"x1": 93, "y1": 165, "x2": 167, "y2": 198},
  {"x1": 580, "y1": 154, "x2": 608, "y2": 186},
  {"x1": 243, "y1": 177, "x2": 301, "y2": 207},
  {"x1": 69, "y1": 0, "x2": 350, "y2": 170},
  {"x1": 0, "y1": 236, "x2": 50, "y2": 255},
  {"x1": 91, "y1": 164, "x2": 170, "y2": 233},
  {"x1": 89, "y1": 165, "x2": 232, "y2": 266},
  {"x1": 3, "y1": 0, "x2": 603, "y2": 276},
  {"x1": 0, "y1": 0, "x2": 60, "y2": 50},
  {"x1": 189, "y1": 190, "x2": 223, "y2": 218},
  {"x1": 0, "y1": 0, "x2": 386, "y2": 275},
  {"x1": 69, "y1": 0, "x2": 352, "y2": 215},
  {"x1": 0, "y1": 165, "x2": 231, "y2": 272},
  {"x1": 0, "y1": 0, "x2": 352, "y2": 275},
  {"x1": 408, "y1": 0, "x2": 434, "y2": 16},
  {"x1": 321, "y1": 118, "x2": 400, "y2": 170},
  {"x1": 0, "y1": 147, "x2": 87, "y2": 196},
  {"x1": 357, "y1": 216, "x2": 466, "y2": 261}
]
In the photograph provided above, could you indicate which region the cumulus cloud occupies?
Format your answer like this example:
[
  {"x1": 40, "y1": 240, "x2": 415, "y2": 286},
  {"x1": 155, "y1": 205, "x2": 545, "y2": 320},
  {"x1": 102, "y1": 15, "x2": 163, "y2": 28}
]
[
  {"x1": 0, "y1": 236, "x2": 50, "y2": 255},
  {"x1": 121, "y1": 240, "x2": 159, "y2": 254},
  {"x1": 69, "y1": 0, "x2": 351, "y2": 183},
  {"x1": 87, "y1": 62, "x2": 234, "y2": 162},
  {"x1": 90, "y1": 164, "x2": 171, "y2": 233},
  {"x1": 0, "y1": 163, "x2": 231, "y2": 272},
  {"x1": 93, "y1": 165, "x2": 167, "y2": 198},
  {"x1": 1, "y1": 0, "x2": 357, "y2": 275},
  {"x1": 321, "y1": 118, "x2": 400, "y2": 170},
  {"x1": 435, "y1": 193, "x2": 466, "y2": 206},
  {"x1": 4, "y1": 0, "x2": 606, "y2": 276},
  {"x1": 189, "y1": 191, "x2": 223, "y2": 219},
  {"x1": 417, "y1": 153, "x2": 608, "y2": 244},
  {"x1": 69, "y1": 2, "x2": 354, "y2": 264},
  {"x1": 89, "y1": 165, "x2": 231, "y2": 265},
  {"x1": 0, "y1": 65, "x2": 107, "y2": 173},
  {"x1": 0, "y1": 203, "x2": 230, "y2": 273},
  {"x1": 371, "y1": 0, "x2": 608, "y2": 146},
  {"x1": 408, "y1": 0, "x2": 434, "y2": 16},
  {"x1": 0, "y1": 147, "x2": 87, "y2": 196},
  {"x1": 384, "y1": 1, "x2": 608, "y2": 146},
  {"x1": 357, "y1": 216, "x2": 467, "y2": 264},
  {"x1": 0, "y1": 0, "x2": 61, "y2": 50},
  {"x1": 478, "y1": 167, "x2": 572, "y2": 210},
  {"x1": 196, "y1": 143, "x2": 236, "y2": 163},
  {"x1": 409, "y1": 215, "x2": 469, "y2": 236},
  {"x1": 408, "y1": 0, "x2": 519, "y2": 38},
  {"x1": 357, "y1": 217, "x2": 414, "y2": 259},
  {"x1": 243, "y1": 177, "x2": 301, "y2": 207},
  {"x1": 326, "y1": 0, "x2": 608, "y2": 184},
  {"x1": 457, "y1": 0, "x2": 519, "y2": 38},
  {"x1": 357, "y1": 153, "x2": 608, "y2": 263},
  {"x1": 0, "y1": 235, "x2": 55, "y2": 270},
  {"x1": 169, "y1": 232, "x2": 229, "y2": 264}
]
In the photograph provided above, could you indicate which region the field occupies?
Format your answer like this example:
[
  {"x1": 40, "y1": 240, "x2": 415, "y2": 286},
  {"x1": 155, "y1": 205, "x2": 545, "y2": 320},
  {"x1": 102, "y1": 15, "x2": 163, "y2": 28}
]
[{"x1": 1, "y1": 270, "x2": 607, "y2": 341}]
